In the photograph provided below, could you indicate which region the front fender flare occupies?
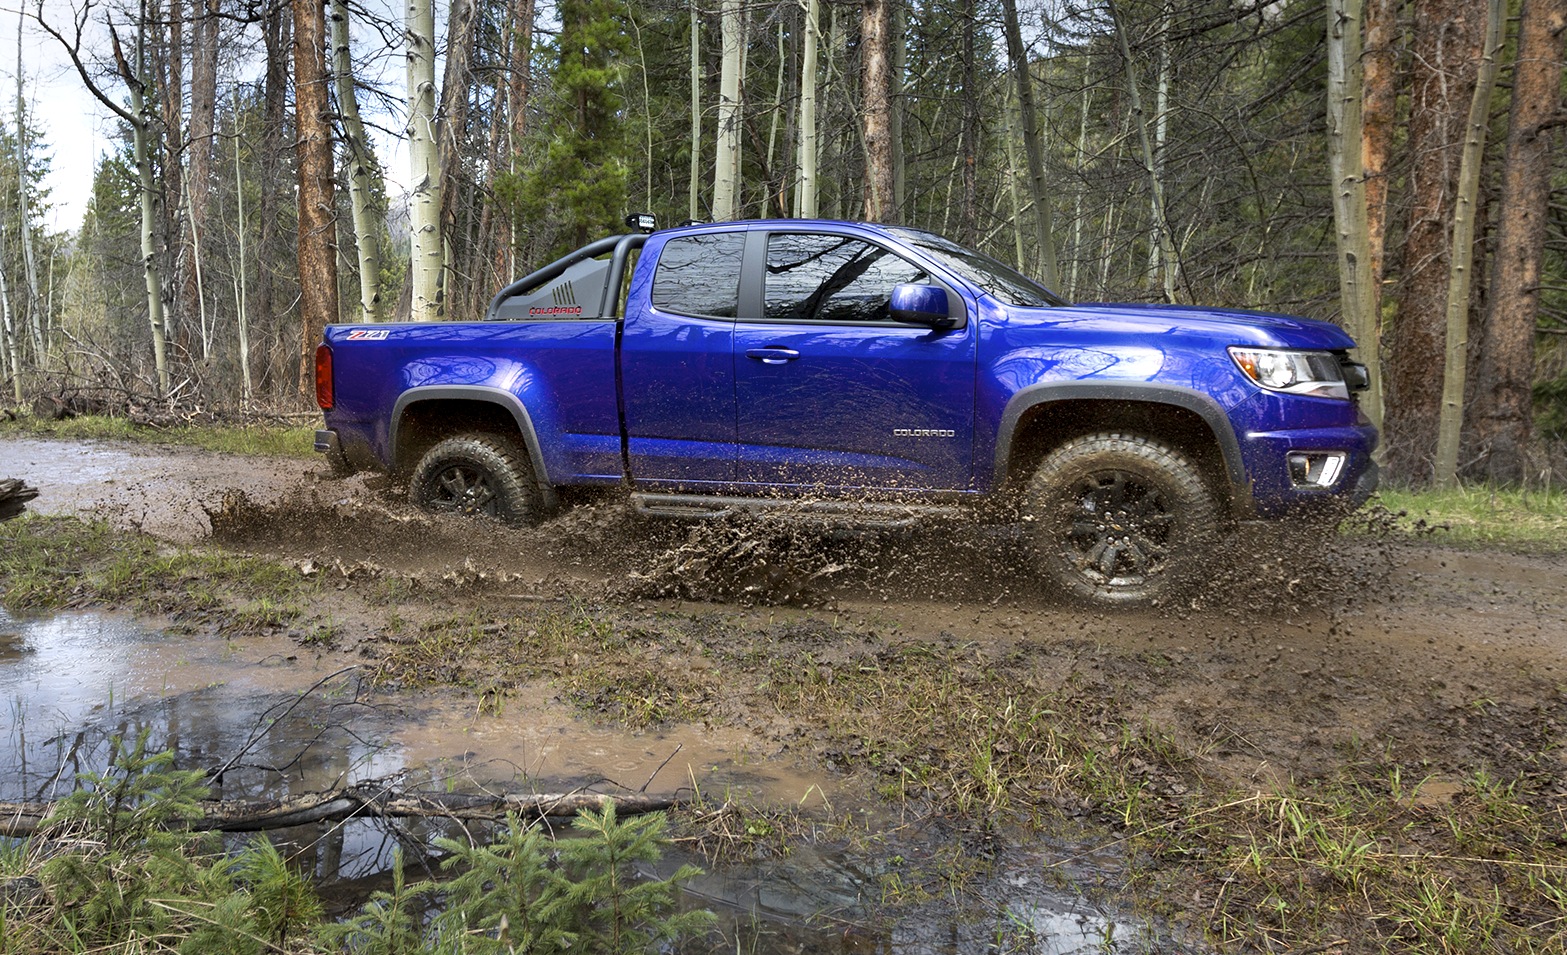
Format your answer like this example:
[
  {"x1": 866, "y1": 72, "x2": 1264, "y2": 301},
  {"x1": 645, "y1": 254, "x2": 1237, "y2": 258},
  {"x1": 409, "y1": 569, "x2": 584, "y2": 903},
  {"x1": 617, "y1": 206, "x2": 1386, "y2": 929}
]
[{"x1": 992, "y1": 381, "x2": 1252, "y2": 515}]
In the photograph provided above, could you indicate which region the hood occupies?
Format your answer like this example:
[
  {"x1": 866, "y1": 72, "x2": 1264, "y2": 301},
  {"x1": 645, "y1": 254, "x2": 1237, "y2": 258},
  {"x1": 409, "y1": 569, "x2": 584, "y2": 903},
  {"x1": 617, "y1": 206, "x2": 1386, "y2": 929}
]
[{"x1": 1005, "y1": 302, "x2": 1358, "y2": 351}]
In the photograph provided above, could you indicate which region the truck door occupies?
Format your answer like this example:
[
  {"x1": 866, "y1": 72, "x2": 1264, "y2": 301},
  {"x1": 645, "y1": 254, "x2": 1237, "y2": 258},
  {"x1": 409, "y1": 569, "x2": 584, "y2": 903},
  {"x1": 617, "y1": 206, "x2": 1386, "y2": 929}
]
[
  {"x1": 619, "y1": 230, "x2": 745, "y2": 486},
  {"x1": 732, "y1": 230, "x2": 977, "y2": 491}
]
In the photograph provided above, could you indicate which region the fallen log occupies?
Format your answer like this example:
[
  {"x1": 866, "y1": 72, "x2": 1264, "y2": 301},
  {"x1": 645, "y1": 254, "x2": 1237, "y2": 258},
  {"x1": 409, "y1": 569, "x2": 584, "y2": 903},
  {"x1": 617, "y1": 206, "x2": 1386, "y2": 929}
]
[
  {"x1": 0, "y1": 787, "x2": 680, "y2": 838},
  {"x1": 0, "y1": 478, "x2": 40, "y2": 522}
]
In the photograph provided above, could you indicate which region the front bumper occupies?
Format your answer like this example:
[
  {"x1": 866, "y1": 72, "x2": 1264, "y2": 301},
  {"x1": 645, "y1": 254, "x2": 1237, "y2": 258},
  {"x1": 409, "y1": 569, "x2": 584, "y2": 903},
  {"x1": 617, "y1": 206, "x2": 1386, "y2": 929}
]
[{"x1": 1238, "y1": 422, "x2": 1379, "y2": 518}]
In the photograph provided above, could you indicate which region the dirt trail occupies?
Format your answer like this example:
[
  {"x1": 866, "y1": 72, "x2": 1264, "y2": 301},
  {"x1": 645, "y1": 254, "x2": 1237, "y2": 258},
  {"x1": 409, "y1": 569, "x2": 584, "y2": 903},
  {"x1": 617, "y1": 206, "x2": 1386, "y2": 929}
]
[{"x1": 7, "y1": 433, "x2": 1563, "y2": 801}]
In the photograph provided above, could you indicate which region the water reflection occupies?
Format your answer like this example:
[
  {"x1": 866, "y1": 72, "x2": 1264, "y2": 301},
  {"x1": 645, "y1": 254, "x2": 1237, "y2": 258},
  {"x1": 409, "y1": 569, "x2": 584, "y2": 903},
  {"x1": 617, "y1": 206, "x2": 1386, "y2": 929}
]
[{"x1": 0, "y1": 609, "x2": 1188, "y2": 953}]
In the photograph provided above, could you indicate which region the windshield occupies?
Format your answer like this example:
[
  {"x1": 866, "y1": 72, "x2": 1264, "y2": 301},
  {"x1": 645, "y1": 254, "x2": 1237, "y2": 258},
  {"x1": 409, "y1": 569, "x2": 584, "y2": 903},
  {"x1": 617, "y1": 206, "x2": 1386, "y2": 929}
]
[{"x1": 886, "y1": 228, "x2": 1068, "y2": 307}]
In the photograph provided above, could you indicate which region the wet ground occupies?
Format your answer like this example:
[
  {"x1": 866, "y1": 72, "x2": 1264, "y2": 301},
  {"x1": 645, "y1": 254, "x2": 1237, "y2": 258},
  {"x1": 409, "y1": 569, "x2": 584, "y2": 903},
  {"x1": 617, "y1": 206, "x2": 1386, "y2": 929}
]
[{"x1": 4, "y1": 434, "x2": 1566, "y2": 952}]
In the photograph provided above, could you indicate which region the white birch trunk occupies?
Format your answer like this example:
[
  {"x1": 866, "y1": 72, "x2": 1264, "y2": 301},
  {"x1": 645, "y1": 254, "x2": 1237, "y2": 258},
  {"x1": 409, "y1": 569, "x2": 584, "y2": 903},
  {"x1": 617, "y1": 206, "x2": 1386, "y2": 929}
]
[
  {"x1": 1326, "y1": 0, "x2": 1384, "y2": 434},
  {"x1": 712, "y1": 0, "x2": 743, "y2": 221},
  {"x1": 796, "y1": 0, "x2": 820, "y2": 218},
  {"x1": 131, "y1": 16, "x2": 170, "y2": 396},
  {"x1": 1147, "y1": 9, "x2": 1170, "y2": 296},
  {"x1": 1434, "y1": 0, "x2": 1505, "y2": 486},
  {"x1": 232, "y1": 92, "x2": 252, "y2": 404},
  {"x1": 181, "y1": 165, "x2": 210, "y2": 359},
  {"x1": 407, "y1": 0, "x2": 442, "y2": 321},
  {"x1": 333, "y1": 0, "x2": 384, "y2": 322},
  {"x1": 1004, "y1": 88, "x2": 1025, "y2": 268},
  {"x1": 0, "y1": 228, "x2": 19, "y2": 404},
  {"x1": 1067, "y1": 78, "x2": 1091, "y2": 299}
]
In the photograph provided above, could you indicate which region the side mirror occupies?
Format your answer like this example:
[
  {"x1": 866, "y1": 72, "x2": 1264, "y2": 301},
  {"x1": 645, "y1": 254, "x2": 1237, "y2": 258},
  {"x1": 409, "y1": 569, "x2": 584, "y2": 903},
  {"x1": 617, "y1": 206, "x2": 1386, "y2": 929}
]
[{"x1": 889, "y1": 283, "x2": 956, "y2": 328}]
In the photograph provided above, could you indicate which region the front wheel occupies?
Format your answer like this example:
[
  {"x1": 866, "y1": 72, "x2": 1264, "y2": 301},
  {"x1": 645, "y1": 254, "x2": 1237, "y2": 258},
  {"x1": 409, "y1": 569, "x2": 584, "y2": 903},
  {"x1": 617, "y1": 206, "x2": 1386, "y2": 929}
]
[
  {"x1": 408, "y1": 433, "x2": 541, "y2": 526},
  {"x1": 1023, "y1": 433, "x2": 1217, "y2": 607}
]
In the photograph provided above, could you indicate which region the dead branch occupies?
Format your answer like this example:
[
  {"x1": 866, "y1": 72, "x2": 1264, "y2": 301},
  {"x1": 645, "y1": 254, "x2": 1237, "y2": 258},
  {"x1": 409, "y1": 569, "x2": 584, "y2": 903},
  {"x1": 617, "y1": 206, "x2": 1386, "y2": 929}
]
[{"x1": 0, "y1": 787, "x2": 680, "y2": 838}]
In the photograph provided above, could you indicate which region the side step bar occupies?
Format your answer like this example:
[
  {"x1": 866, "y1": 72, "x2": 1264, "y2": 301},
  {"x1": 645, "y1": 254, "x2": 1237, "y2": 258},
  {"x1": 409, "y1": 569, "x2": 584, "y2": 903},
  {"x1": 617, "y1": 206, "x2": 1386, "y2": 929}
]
[{"x1": 630, "y1": 493, "x2": 966, "y2": 530}]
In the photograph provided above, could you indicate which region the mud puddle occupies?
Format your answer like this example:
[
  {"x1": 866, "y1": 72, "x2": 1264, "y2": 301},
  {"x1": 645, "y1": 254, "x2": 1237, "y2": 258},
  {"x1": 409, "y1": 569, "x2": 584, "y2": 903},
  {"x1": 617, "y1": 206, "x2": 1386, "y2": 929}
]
[
  {"x1": 0, "y1": 607, "x2": 1171, "y2": 952},
  {"x1": 2, "y1": 436, "x2": 311, "y2": 540}
]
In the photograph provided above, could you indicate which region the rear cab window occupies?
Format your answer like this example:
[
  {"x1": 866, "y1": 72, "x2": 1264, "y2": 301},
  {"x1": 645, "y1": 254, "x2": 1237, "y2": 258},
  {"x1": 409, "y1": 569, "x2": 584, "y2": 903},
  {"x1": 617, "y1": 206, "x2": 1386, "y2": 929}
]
[{"x1": 650, "y1": 233, "x2": 746, "y2": 319}]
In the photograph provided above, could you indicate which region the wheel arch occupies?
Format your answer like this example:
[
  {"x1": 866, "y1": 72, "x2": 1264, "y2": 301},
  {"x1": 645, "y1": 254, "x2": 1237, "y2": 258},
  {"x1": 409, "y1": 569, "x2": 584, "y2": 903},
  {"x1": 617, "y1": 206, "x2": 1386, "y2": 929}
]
[
  {"x1": 994, "y1": 383, "x2": 1251, "y2": 518},
  {"x1": 391, "y1": 386, "x2": 559, "y2": 512}
]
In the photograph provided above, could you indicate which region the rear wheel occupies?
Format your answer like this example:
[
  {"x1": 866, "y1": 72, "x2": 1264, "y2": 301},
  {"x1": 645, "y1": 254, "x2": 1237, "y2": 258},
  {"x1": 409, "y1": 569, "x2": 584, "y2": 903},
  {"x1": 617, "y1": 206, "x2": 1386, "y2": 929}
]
[
  {"x1": 1023, "y1": 432, "x2": 1217, "y2": 606},
  {"x1": 408, "y1": 433, "x2": 541, "y2": 526}
]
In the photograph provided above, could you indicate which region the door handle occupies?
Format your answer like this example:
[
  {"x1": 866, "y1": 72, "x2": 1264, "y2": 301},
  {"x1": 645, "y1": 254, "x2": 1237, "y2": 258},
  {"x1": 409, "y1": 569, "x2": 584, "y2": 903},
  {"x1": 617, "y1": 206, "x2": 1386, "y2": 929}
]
[{"x1": 745, "y1": 347, "x2": 801, "y2": 365}]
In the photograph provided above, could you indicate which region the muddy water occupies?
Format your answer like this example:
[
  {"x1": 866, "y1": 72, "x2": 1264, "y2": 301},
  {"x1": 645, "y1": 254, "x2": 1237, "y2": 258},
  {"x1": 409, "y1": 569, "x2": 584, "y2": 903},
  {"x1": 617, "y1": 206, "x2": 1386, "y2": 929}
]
[
  {"x1": 1, "y1": 436, "x2": 309, "y2": 539},
  {"x1": 0, "y1": 607, "x2": 1174, "y2": 953},
  {"x1": 0, "y1": 435, "x2": 1191, "y2": 951}
]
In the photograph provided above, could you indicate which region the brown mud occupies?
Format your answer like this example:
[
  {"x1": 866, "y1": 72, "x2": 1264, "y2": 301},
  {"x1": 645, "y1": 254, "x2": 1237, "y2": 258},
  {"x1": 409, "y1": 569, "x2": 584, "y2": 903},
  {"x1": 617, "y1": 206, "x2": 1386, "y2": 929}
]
[{"x1": 4, "y1": 435, "x2": 1566, "y2": 950}]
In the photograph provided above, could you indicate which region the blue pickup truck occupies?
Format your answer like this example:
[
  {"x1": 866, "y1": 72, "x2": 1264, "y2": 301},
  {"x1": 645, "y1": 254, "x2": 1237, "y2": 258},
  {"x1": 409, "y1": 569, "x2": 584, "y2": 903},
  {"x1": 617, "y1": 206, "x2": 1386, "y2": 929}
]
[{"x1": 314, "y1": 218, "x2": 1377, "y2": 605}]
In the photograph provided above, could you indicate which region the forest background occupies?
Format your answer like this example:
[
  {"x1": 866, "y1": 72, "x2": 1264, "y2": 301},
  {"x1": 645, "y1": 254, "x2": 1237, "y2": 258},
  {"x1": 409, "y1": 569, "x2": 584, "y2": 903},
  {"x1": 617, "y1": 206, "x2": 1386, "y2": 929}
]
[{"x1": 0, "y1": 0, "x2": 1563, "y2": 489}]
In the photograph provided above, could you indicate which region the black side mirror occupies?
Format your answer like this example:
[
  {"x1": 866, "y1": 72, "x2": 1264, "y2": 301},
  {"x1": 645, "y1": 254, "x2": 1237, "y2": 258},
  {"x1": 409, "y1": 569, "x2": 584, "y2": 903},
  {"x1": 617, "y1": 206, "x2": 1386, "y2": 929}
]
[{"x1": 889, "y1": 283, "x2": 956, "y2": 328}]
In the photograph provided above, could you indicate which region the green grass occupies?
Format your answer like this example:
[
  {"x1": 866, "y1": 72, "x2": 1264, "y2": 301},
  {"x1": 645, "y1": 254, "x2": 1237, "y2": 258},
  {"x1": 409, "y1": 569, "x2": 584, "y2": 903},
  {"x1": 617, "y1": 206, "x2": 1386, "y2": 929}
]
[
  {"x1": 0, "y1": 414, "x2": 318, "y2": 458},
  {"x1": 0, "y1": 515, "x2": 315, "y2": 613},
  {"x1": 1371, "y1": 484, "x2": 1567, "y2": 551}
]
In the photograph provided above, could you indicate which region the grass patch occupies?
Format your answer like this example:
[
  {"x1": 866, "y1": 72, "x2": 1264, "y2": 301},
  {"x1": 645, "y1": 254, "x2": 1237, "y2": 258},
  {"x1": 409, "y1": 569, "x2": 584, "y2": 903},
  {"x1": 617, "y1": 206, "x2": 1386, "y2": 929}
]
[
  {"x1": 1371, "y1": 485, "x2": 1567, "y2": 551},
  {"x1": 368, "y1": 605, "x2": 717, "y2": 729},
  {"x1": 0, "y1": 515, "x2": 315, "y2": 614},
  {"x1": 370, "y1": 603, "x2": 1567, "y2": 950},
  {"x1": 0, "y1": 413, "x2": 317, "y2": 458}
]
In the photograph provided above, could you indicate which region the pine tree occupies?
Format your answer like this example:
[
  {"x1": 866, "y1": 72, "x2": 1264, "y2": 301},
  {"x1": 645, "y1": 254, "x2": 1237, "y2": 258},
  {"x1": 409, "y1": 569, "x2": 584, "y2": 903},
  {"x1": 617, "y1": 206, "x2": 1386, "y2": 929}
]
[{"x1": 504, "y1": 0, "x2": 632, "y2": 260}]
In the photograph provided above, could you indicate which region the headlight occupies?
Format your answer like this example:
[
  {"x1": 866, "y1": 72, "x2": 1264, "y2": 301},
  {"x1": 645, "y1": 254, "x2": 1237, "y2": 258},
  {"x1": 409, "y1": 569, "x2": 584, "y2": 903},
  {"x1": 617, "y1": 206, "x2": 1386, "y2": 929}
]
[{"x1": 1228, "y1": 347, "x2": 1349, "y2": 400}]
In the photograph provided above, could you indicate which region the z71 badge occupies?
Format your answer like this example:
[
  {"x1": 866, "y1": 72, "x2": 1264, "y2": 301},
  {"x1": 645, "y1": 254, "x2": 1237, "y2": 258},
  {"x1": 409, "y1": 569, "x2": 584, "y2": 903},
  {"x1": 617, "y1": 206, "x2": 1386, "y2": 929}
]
[{"x1": 346, "y1": 329, "x2": 391, "y2": 341}]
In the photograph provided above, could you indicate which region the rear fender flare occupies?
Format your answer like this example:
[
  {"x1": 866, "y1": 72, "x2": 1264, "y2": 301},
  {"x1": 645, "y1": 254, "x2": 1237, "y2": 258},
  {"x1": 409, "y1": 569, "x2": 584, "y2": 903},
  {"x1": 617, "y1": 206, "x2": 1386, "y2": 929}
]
[{"x1": 391, "y1": 386, "x2": 559, "y2": 511}]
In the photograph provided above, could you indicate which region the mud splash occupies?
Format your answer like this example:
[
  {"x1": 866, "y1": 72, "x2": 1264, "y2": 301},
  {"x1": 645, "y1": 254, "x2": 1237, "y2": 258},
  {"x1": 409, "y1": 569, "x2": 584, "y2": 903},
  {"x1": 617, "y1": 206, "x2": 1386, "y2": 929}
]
[{"x1": 204, "y1": 473, "x2": 1398, "y2": 618}]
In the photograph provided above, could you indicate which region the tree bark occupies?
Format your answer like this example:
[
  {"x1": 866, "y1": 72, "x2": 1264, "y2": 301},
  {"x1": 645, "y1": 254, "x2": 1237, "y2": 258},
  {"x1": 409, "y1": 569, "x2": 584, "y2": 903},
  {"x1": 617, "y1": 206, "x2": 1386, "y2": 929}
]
[
  {"x1": 999, "y1": 0, "x2": 1058, "y2": 286},
  {"x1": 1386, "y1": 0, "x2": 1480, "y2": 484},
  {"x1": 406, "y1": 0, "x2": 441, "y2": 320},
  {"x1": 1360, "y1": 0, "x2": 1399, "y2": 315},
  {"x1": 254, "y1": 0, "x2": 290, "y2": 385},
  {"x1": 1110, "y1": 0, "x2": 1178, "y2": 303},
  {"x1": 1469, "y1": 0, "x2": 1567, "y2": 483},
  {"x1": 501, "y1": 0, "x2": 534, "y2": 279},
  {"x1": 14, "y1": 14, "x2": 44, "y2": 368},
  {"x1": 1433, "y1": 0, "x2": 1504, "y2": 487},
  {"x1": 860, "y1": 0, "x2": 894, "y2": 222},
  {"x1": 231, "y1": 89, "x2": 252, "y2": 403},
  {"x1": 330, "y1": 0, "x2": 383, "y2": 322},
  {"x1": 957, "y1": 0, "x2": 978, "y2": 244},
  {"x1": 437, "y1": 0, "x2": 475, "y2": 316},
  {"x1": 294, "y1": 0, "x2": 338, "y2": 391},
  {"x1": 1327, "y1": 0, "x2": 1386, "y2": 436},
  {"x1": 183, "y1": 0, "x2": 218, "y2": 362},
  {"x1": 689, "y1": 0, "x2": 702, "y2": 221}
]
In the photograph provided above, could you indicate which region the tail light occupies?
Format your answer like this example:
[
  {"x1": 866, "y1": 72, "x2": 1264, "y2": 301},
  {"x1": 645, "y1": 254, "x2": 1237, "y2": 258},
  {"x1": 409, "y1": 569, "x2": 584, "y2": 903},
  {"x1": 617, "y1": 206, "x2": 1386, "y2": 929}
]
[{"x1": 314, "y1": 343, "x2": 334, "y2": 410}]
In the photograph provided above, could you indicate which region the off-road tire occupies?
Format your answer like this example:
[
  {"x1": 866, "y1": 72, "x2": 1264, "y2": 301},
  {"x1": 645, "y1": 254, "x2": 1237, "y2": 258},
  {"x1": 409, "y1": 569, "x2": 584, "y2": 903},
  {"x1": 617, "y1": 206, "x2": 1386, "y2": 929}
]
[
  {"x1": 1023, "y1": 432, "x2": 1217, "y2": 607},
  {"x1": 408, "y1": 433, "x2": 541, "y2": 526}
]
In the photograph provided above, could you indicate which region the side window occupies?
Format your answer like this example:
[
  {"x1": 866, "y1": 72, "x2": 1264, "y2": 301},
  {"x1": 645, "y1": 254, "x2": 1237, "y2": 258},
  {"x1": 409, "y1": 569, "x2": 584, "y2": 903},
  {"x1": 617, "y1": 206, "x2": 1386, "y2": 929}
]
[
  {"x1": 764, "y1": 233, "x2": 928, "y2": 323},
  {"x1": 650, "y1": 233, "x2": 745, "y2": 318}
]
